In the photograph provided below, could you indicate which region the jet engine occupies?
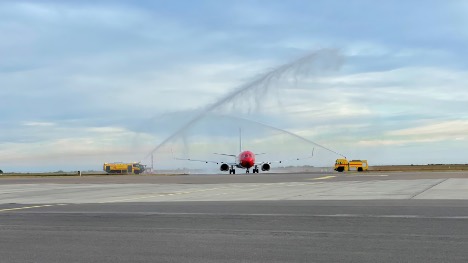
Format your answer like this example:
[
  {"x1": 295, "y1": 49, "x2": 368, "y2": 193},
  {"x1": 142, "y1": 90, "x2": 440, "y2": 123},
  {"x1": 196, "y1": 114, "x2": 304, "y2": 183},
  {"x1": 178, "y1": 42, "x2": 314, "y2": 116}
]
[
  {"x1": 220, "y1": 163, "x2": 230, "y2": 171},
  {"x1": 261, "y1": 163, "x2": 271, "y2": 171}
]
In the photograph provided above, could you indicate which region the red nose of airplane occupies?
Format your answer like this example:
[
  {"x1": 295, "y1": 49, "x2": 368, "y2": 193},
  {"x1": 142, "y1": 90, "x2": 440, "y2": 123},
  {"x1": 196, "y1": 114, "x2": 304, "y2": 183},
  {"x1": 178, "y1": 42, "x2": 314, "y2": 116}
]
[{"x1": 241, "y1": 158, "x2": 254, "y2": 168}]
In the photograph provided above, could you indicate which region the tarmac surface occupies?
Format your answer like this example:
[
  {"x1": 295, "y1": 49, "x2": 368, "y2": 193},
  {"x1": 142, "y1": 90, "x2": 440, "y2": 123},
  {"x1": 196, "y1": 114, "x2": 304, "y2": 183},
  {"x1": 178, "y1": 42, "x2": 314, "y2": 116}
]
[{"x1": 1, "y1": 171, "x2": 468, "y2": 262}]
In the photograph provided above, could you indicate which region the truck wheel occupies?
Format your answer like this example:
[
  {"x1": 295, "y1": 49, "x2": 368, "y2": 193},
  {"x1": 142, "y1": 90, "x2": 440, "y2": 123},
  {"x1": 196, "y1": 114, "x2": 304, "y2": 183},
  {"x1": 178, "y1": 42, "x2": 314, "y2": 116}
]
[
  {"x1": 336, "y1": 167, "x2": 344, "y2": 172},
  {"x1": 358, "y1": 167, "x2": 363, "y2": 172}
]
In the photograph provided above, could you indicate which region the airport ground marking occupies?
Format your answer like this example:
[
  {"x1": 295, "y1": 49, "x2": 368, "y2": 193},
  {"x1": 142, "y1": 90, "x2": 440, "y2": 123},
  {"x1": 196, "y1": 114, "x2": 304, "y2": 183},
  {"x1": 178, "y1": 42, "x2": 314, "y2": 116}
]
[
  {"x1": 96, "y1": 186, "x2": 224, "y2": 203},
  {"x1": 97, "y1": 184, "x2": 286, "y2": 203},
  {"x1": 346, "y1": 174, "x2": 389, "y2": 177},
  {"x1": 0, "y1": 204, "x2": 65, "y2": 213},
  {"x1": 310, "y1": 175, "x2": 336, "y2": 180}
]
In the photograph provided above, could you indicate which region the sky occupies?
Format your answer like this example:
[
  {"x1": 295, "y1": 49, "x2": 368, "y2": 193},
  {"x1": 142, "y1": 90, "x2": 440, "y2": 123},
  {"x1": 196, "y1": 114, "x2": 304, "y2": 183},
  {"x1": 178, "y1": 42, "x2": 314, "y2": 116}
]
[{"x1": 1, "y1": 0, "x2": 467, "y2": 172}]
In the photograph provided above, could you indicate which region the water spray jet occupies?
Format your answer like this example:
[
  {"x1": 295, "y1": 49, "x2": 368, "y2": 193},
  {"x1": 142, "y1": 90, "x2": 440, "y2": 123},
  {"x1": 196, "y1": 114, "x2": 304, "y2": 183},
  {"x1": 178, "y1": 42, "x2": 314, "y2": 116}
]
[
  {"x1": 145, "y1": 49, "x2": 344, "y2": 160},
  {"x1": 215, "y1": 114, "x2": 347, "y2": 158}
]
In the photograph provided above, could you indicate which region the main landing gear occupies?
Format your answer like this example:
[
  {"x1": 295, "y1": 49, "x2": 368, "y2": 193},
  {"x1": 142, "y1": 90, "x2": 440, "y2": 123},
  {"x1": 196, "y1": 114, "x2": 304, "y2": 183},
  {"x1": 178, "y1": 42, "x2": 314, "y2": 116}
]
[
  {"x1": 229, "y1": 166, "x2": 259, "y2": 174},
  {"x1": 248, "y1": 166, "x2": 259, "y2": 174}
]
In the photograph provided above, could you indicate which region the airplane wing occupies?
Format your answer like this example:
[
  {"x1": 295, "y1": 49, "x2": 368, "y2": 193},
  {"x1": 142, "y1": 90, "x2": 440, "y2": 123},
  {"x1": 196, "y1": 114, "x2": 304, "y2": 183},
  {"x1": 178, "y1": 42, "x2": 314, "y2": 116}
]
[
  {"x1": 175, "y1": 155, "x2": 240, "y2": 173},
  {"x1": 220, "y1": 161, "x2": 239, "y2": 166},
  {"x1": 173, "y1": 148, "x2": 229, "y2": 164},
  {"x1": 175, "y1": 157, "x2": 219, "y2": 164},
  {"x1": 175, "y1": 152, "x2": 239, "y2": 166},
  {"x1": 213, "y1": 153, "x2": 238, "y2": 166},
  {"x1": 213, "y1": 153, "x2": 237, "y2": 157},
  {"x1": 255, "y1": 149, "x2": 314, "y2": 164}
]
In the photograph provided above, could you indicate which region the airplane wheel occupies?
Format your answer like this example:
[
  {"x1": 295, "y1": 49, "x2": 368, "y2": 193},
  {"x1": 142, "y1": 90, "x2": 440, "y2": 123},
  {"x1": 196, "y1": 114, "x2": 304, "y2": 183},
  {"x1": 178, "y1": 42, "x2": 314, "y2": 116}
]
[{"x1": 233, "y1": 169, "x2": 236, "y2": 174}]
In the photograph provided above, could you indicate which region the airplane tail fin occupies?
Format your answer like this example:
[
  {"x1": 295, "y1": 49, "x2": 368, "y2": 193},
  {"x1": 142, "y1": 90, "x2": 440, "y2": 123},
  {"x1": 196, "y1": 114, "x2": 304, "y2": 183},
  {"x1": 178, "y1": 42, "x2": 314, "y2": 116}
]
[{"x1": 239, "y1": 128, "x2": 242, "y2": 153}]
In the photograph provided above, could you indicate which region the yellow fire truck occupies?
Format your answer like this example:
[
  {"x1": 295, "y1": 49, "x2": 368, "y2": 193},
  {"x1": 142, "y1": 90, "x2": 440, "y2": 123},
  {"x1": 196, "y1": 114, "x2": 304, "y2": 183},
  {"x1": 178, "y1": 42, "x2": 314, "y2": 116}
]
[
  {"x1": 334, "y1": 159, "x2": 368, "y2": 172},
  {"x1": 103, "y1": 162, "x2": 146, "y2": 174}
]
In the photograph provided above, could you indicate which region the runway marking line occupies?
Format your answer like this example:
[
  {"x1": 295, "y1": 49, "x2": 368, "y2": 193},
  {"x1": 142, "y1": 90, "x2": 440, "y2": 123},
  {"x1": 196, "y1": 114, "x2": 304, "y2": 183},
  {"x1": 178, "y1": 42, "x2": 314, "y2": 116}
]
[
  {"x1": 310, "y1": 175, "x2": 336, "y2": 180},
  {"x1": 0, "y1": 204, "x2": 64, "y2": 213},
  {"x1": 346, "y1": 174, "x2": 389, "y2": 177},
  {"x1": 98, "y1": 186, "x2": 241, "y2": 203},
  {"x1": 97, "y1": 185, "x2": 278, "y2": 203}
]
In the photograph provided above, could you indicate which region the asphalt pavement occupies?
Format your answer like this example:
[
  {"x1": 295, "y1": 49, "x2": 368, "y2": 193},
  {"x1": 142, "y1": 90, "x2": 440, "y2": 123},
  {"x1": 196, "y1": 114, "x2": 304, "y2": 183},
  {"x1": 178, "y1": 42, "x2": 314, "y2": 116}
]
[{"x1": 1, "y1": 171, "x2": 468, "y2": 262}]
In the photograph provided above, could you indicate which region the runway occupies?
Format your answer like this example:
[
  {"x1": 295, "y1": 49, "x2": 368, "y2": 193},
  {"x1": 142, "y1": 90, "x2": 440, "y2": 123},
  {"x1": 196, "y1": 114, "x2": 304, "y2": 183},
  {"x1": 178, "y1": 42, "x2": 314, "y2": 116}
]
[{"x1": 1, "y1": 171, "x2": 468, "y2": 262}]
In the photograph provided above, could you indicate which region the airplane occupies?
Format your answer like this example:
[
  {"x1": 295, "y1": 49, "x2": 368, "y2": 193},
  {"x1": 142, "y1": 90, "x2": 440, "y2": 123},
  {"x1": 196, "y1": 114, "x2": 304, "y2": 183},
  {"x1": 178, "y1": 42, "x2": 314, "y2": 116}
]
[
  {"x1": 215, "y1": 150, "x2": 266, "y2": 174},
  {"x1": 176, "y1": 129, "x2": 313, "y2": 174}
]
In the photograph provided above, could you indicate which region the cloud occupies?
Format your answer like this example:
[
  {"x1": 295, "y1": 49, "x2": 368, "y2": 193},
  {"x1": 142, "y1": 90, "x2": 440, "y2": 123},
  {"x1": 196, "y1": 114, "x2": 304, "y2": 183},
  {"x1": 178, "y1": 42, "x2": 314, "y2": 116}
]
[
  {"x1": 0, "y1": 122, "x2": 157, "y2": 172},
  {"x1": 357, "y1": 120, "x2": 468, "y2": 148},
  {"x1": 22, "y1": 121, "x2": 56, "y2": 127},
  {"x1": 389, "y1": 120, "x2": 468, "y2": 137}
]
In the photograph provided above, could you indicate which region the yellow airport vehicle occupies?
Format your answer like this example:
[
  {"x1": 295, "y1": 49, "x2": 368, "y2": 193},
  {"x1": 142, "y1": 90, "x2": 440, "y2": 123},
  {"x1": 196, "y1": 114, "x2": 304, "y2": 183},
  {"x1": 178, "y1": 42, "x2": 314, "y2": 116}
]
[
  {"x1": 334, "y1": 159, "x2": 368, "y2": 172},
  {"x1": 103, "y1": 162, "x2": 146, "y2": 174}
]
